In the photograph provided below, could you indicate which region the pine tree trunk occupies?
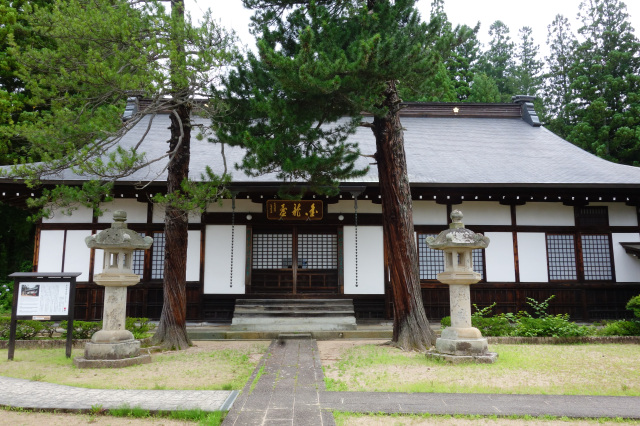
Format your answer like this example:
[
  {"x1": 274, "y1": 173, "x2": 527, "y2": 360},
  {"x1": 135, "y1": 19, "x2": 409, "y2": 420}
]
[
  {"x1": 151, "y1": 0, "x2": 192, "y2": 350},
  {"x1": 372, "y1": 81, "x2": 436, "y2": 351},
  {"x1": 151, "y1": 102, "x2": 192, "y2": 350}
]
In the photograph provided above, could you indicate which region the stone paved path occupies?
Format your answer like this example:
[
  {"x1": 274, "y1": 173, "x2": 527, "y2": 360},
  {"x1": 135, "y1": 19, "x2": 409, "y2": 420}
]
[
  {"x1": 0, "y1": 375, "x2": 237, "y2": 412},
  {"x1": 222, "y1": 338, "x2": 334, "y2": 426},
  {"x1": 2, "y1": 339, "x2": 640, "y2": 424}
]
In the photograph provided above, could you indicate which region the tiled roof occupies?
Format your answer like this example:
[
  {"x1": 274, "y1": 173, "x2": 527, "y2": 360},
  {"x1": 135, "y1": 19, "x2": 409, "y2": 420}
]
[{"x1": 6, "y1": 103, "x2": 640, "y2": 188}]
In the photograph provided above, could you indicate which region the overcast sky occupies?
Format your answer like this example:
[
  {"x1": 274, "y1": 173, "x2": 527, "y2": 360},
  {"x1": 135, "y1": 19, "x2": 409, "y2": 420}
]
[{"x1": 188, "y1": 0, "x2": 640, "y2": 59}]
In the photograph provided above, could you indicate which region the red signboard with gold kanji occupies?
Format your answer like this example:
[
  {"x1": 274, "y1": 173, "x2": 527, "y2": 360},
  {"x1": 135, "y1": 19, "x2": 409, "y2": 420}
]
[{"x1": 266, "y1": 200, "x2": 323, "y2": 221}]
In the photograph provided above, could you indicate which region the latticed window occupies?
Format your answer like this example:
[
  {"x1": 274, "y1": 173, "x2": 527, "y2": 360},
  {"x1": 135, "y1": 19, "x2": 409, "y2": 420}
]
[
  {"x1": 472, "y1": 248, "x2": 485, "y2": 280},
  {"x1": 252, "y1": 233, "x2": 292, "y2": 269},
  {"x1": 581, "y1": 234, "x2": 613, "y2": 280},
  {"x1": 546, "y1": 233, "x2": 613, "y2": 281},
  {"x1": 576, "y1": 206, "x2": 608, "y2": 227},
  {"x1": 547, "y1": 234, "x2": 577, "y2": 280},
  {"x1": 132, "y1": 231, "x2": 146, "y2": 277},
  {"x1": 417, "y1": 234, "x2": 444, "y2": 280},
  {"x1": 151, "y1": 232, "x2": 165, "y2": 279},
  {"x1": 298, "y1": 233, "x2": 338, "y2": 269},
  {"x1": 417, "y1": 233, "x2": 484, "y2": 281}
]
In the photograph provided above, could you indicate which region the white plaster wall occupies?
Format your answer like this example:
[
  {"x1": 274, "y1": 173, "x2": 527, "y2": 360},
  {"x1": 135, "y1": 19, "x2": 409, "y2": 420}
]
[
  {"x1": 63, "y1": 230, "x2": 92, "y2": 281},
  {"x1": 37, "y1": 230, "x2": 65, "y2": 273},
  {"x1": 412, "y1": 201, "x2": 447, "y2": 225},
  {"x1": 203, "y1": 225, "x2": 246, "y2": 294},
  {"x1": 94, "y1": 249, "x2": 104, "y2": 275},
  {"x1": 98, "y1": 199, "x2": 147, "y2": 223},
  {"x1": 186, "y1": 230, "x2": 201, "y2": 281},
  {"x1": 42, "y1": 205, "x2": 94, "y2": 224},
  {"x1": 152, "y1": 204, "x2": 202, "y2": 224},
  {"x1": 590, "y1": 203, "x2": 638, "y2": 226},
  {"x1": 206, "y1": 199, "x2": 264, "y2": 213},
  {"x1": 343, "y1": 226, "x2": 384, "y2": 294},
  {"x1": 484, "y1": 232, "x2": 516, "y2": 282},
  {"x1": 611, "y1": 233, "x2": 640, "y2": 282},
  {"x1": 517, "y1": 233, "x2": 549, "y2": 283},
  {"x1": 328, "y1": 199, "x2": 382, "y2": 214},
  {"x1": 516, "y1": 203, "x2": 575, "y2": 226},
  {"x1": 458, "y1": 201, "x2": 511, "y2": 225}
]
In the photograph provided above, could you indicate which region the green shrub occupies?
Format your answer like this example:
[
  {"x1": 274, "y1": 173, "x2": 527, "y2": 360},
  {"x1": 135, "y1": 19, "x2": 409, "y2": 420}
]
[
  {"x1": 60, "y1": 320, "x2": 102, "y2": 339},
  {"x1": 597, "y1": 320, "x2": 640, "y2": 336},
  {"x1": 525, "y1": 295, "x2": 555, "y2": 318},
  {"x1": 439, "y1": 311, "x2": 513, "y2": 336},
  {"x1": 0, "y1": 282, "x2": 13, "y2": 313},
  {"x1": 513, "y1": 314, "x2": 590, "y2": 337},
  {"x1": 473, "y1": 315, "x2": 513, "y2": 336},
  {"x1": 0, "y1": 317, "x2": 55, "y2": 340},
  {"x1": 626, "y1": 295, "x2": 640, "y2": 318},
  {"x1": 125, "y1": 317, "x2": 156, "y2": 339}
]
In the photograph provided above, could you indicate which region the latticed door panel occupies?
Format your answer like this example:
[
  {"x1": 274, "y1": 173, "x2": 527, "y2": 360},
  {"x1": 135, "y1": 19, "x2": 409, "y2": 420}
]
[
  {"x1": 297, "y1": 232, "x2": 339, "y2": 294},
  {"x1": 250, "y1": 227, "x2": 339, "y2": 294},
  {"x1": 251, "y1": 231, "x2": 294, "y2": 293}
]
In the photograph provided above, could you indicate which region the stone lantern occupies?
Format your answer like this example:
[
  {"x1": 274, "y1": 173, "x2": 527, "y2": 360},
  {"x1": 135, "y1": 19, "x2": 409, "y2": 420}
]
[
  {"x1": 426, "y1": 210, "x2": 497, "y2": 363},
  {"x1": 74, "y1": 210, "x2": 153, "y2": 368}
]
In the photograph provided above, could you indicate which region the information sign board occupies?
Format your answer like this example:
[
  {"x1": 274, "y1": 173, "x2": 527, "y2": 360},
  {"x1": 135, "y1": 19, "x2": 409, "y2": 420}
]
[
  {"x1": 8, "y1": 273, "x2": 80, "y2": 360},
  {"x1": 16, "y1": 281, "x2": 70, "y2": 317}
]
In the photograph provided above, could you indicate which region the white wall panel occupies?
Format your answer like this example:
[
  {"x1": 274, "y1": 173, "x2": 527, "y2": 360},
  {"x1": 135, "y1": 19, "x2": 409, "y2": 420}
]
[
  {"x1": 63, "y1": 230, "x2": 92, "y2": 281},
  {"x1": 152, "y1": 204, "x2": 202, "y2": 223},
  {"x1": 484, "y1": 232, "x2": 516, "y2": 282},
  {"x1": 42, "y1": 205, "x2": 93, "y2": 224},
  {"x1": 412, "y1": 201, "x2": 447, "y2": 225},
  {"x1": 517, "y1": 233, "x2": 549, "y2": 283},
  {"x1": 590, "y1": 203, "x2": 638, "y2": 226},
  {"x1": 458, "y1": 201, "x2": 511, "y2": 225},
  {"x1": 206, "y1": 199, "x2": 263, "y2": 213},
  {"x1": 186, "y1": 230, "x2": 201, "y2": 281},
  {"x1": 37, "y1": 230, "x2": 65, "y2": 273},
  {"x1": 203, "y1": 225, "x2": 246, "y2": 294},
  {"x1": 343, "y1": 226, "x2": 384, "y2": 294},
  {"x1": 98, "y1": 199, "x2": 147, "y2": 223},
  {"x1": 611, "y1": 233, "x2": 640, "y2": 282},
  {"x1": 516, "y1": 203, "x2": 575, "y2": 226},
  {"x1": 328, "y1": 200, "x2": 382, "y2": 214}
]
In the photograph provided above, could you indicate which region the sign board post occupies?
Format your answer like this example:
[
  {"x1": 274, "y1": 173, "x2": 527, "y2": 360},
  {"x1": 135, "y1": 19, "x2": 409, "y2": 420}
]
[{"x1": 7, "y1": 272, "x2": 80, "y2": 360}]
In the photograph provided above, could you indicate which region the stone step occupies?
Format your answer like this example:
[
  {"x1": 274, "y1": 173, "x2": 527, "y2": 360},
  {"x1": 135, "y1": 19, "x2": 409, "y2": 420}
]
[
  {"x1": 235, "y1": 299, "x2": 353, "y2": 306},
  {"x1": 230, "y1": 299, "x2": 357, "y2": 332},
  {"x1": 277, "y1": 333, "x2": 312, "y2": 340}
]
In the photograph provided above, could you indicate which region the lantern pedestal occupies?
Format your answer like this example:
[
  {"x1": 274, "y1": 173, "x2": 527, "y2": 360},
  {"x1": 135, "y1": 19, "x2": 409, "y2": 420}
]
[
  {"x1": 74, "y1": 211, "x2": 153, "y2": 369},
  {"x1": 426, "y1": 211, "x2": 497, "y2": 364}
]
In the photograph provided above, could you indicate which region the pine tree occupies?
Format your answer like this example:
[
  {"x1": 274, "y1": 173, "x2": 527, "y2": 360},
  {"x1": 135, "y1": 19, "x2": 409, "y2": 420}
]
[
  {"x1": 512, "y1": 26, "x2": 543, "y2": 97},
  {"x1": 478, "y1": 20, "x2": 515, "y2": 102},
  {"x1": 449, "y1": 25, "x2": 481, "y2": 101},
  {"x1": 567, "y1": 0, "x2": 640, "y2": 164},
  {"x1": 0, "y1": 0, "x2": 54, "y2": 165},
  {"x1": 216, "y1": 0, "x2": 442, "y2": 350},
  {"x1": 543, "y1": 14, "x2": 578, "y2": 138},
  {"x1": 468, "y1": 73, "x2": 501, "y2": 103},
  {"x1": 4, "y1": 0, "x2": 237, "y2": 349}
]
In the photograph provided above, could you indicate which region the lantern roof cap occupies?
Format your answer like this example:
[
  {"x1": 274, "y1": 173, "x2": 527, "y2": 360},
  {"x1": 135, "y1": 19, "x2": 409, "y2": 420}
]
[
  {"x1": 426, "y1": 210, "x2": 490, "y2": 250},
  {"x1": 85, "y1": 210, "x2": 153, "y2": 250}
]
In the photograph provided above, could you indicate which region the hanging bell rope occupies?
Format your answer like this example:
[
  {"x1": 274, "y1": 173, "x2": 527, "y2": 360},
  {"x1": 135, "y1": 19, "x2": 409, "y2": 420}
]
[
  {"x1": 229, "y1": 193, "x2": 236, "y2": 288},
  {"x1": 353, "y1": 193, "x2": 359, "y2": 288}
]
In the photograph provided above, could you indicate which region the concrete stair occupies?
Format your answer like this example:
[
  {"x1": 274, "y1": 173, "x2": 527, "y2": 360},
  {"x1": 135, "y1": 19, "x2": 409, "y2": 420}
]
[{"x1": 230, "y1": 299, "x2": 357, "y2": 332}]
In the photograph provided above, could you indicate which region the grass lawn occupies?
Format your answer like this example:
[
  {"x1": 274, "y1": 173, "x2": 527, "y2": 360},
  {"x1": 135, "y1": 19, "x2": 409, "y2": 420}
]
[
  {"x1": 0, "y1": 340, "x2": 268, "y2": 390},
  {"x1": 333, "y1": 412, "x2": 637, "y2": 425},
  {"x1": 320, "y1": 342, "x2": 640, "y2": 396}
]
